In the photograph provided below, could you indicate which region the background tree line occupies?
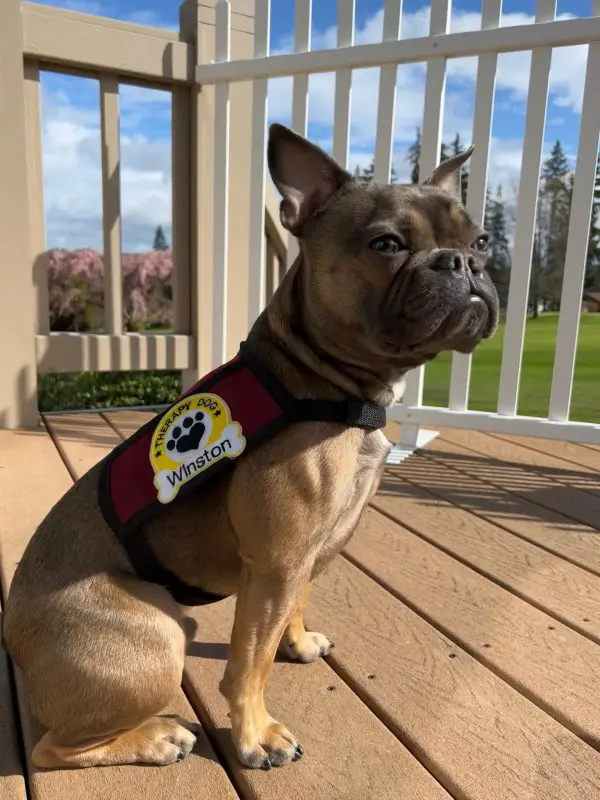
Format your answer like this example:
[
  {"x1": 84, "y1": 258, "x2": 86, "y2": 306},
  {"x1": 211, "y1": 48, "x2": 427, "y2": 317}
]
[{"x1": 354, "y1": 128, "x2": 600, "y2": 314}]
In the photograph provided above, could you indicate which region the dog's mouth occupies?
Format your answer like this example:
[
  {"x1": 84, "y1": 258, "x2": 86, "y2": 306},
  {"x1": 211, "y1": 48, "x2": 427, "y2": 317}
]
[
  {"x1": 466, "y1": 275, "x2": 498, "y2": 340},
  {"x1": 383, "y1": 265, "x2": 499, "y2": 356},
  {"x1": 448, "y1": 279, "x2": 499, "y2": 350}
]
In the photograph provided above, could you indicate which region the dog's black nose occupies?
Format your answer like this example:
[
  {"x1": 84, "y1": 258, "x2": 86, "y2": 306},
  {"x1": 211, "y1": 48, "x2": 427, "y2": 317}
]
[{"x1": 432, "y1": 251, "x2": 479, "y2": 274}]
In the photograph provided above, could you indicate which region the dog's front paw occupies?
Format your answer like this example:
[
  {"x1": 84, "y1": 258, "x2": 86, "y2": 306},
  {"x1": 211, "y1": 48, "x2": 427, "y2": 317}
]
[
  {"x1": 279, "y1": 631, "x2": 334, "y2": 663},
  {"x1": 234, "y1": 717, "x2": 303, "y2": 770}
]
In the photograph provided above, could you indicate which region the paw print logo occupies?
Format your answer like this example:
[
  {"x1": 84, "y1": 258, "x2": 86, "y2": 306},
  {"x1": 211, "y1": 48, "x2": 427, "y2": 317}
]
[{"x1": 164, "y1": 410, "x2": 212, "y2": 462}]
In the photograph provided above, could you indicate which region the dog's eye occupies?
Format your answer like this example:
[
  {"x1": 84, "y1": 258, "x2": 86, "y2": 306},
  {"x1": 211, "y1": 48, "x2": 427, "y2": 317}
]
[
  {"x1": 473, "y1": 236, "x2": 489, "y2": 252},
  {"x1": 369, "y1": 235, "x2": 405, "y2": 255}
]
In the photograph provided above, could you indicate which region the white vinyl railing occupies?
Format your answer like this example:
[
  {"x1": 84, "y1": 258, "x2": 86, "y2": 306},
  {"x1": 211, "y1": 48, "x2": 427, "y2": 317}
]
[
  {"x1": 198, "y1": 0, "x2": 600, "y2": 448},
  {"x1": 247, "y1": 0, "x2": 271, "y2": 336}
]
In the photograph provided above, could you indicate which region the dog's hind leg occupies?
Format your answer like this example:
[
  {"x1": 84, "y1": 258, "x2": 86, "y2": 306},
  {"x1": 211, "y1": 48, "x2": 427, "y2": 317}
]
[
  {"x1": 32, "y1": 715, "x2": 199, "y2": 769},
  {"x1": 277, "y1": 583, "x2": 333, "y2": 663},
  {"x1": 28, "y1": 647, "x2": 197, "y2": 770},
  {"x1": 8, "y1": 578, "x2": 198, "y2": 770},
  {"x1": 221, "y1": 563, "x2": 307, "y2": 770}
]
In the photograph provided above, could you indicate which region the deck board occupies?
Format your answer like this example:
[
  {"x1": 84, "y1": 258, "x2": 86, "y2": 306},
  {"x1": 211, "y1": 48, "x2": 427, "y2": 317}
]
[
  {"x1": 182, "y1": 597, "x2": 451, "y2": 800},
  {"x1": 101, "y1": 409, "x2": 154, "y2": 438},
  {"x1": 308, "y1": 557, "x2": 600, "y2": 800},
  {"x1": 437, "y1": 429, "x2": 600, "y2": 512},
  {"x1": 0, "y1": 420, "x2": 239, "y2": 800},
  {"x1": 0, "y1": 428, "x2": 70, "y2": 800},
  {"x1": 413, "y1": 444, "x2": 600, "y2": 575},
  {"x1": 0, "y1": 605, "x2": 27, "y2": 800},
  {"x1": 374, "y1": 469, "x2": 600, "y2": 642},
  {"x1": 2, "y1": 411, "x2": 600, "y2": 799},
  {"x1": 488, "y1": 433, "x2": 600, "y2": 474},
  {"x1": 390, "y1": 440, "x2": 600, "y2": 574},
  {"x1": 474, "y1": 432, "x2": 600, "y2": 493},
  {"x1": 344, "y1": 507, "x2": 600, "y2": 748}
]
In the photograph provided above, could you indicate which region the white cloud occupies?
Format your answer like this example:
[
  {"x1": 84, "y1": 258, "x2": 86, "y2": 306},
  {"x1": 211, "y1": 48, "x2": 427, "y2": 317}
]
[
  {"x1": 268, "y1": 7, "x2": 589, "y2": 152},
  {"x1": 38, "y1": 4, "x2": 591, "y2": 252},
  {"x1": 40, "y1": 80, "x2": 173, "y2": 252}
]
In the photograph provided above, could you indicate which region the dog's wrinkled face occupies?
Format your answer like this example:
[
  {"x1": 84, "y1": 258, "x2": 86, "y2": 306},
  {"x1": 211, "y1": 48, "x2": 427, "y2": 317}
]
[{"x1": 267, "y1": 123, "x2": 500, "y2": 372}]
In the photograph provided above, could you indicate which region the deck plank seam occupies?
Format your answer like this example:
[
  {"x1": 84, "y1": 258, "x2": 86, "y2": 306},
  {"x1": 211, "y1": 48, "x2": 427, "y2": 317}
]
[
  {"x1": 340, "y1": 541, "x2": 600, "y2": 754},
  {"x1": 413, "y1": 450, "x2": 600, "y2": 577},
  {"x1": 179, "y1": 674, "x2": 245, "y2": 800},
  {"x1": 99, "y1": 410, "x2": 125, "y2": 438},
  {"x1": 371, "y1": 487, "x2": 600, "y2": 648},
  {"x1": 0, "y1": 603, "x2": 34, "y2": 800},
  {"x1": 484, "y1": 432, "x2": 600, "y2": 476},
  {"x1": 318, "y1": 645, "x2": 463, "y2": 800},
  {"x1": 40, "y1": 413, "x2": 79, "y2": 482},
  {"x1": 578, "y1": 443, "x2": 600, "y2": 455},
  {"x1": 435, "y1": 434, "x2": 600, "y2": 510}
]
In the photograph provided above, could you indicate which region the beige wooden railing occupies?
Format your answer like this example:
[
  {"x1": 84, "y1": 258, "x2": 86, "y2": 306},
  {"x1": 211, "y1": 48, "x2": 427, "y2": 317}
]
[
  {"x1": 6, "y1": 0, "x2": 599, "y2": 447},
  {"x1": 0, "y1": 0, "x2": 286, "y2": 429}
]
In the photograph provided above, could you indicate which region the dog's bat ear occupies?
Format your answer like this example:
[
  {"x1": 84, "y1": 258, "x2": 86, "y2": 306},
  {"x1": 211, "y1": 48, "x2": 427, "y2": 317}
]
[
  {"x1": 422, "y1": 145, "x2": 474, "y2": 201},
  {"x1": 267, "y1": 123, "x2": 352, "y2": 237}
]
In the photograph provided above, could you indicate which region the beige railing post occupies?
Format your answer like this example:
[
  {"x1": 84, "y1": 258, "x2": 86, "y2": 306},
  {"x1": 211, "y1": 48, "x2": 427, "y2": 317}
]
[
  {"x1": 0, "y1": 0, "x2": 38, "y2": 429},
  {"x1": 178, "y1": 0, "x2": 216, "y2": 389},
  {"x1": 100, "y1": 74, "x2": 124, "y2": 335},
  {"x1": 178, "y1": 0, "x2": 259, "y2": 387}
]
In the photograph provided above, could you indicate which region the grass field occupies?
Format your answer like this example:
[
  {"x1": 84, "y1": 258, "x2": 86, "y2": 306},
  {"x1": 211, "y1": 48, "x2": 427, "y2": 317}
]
[{"x1": 422, "y1": 313, "x2": 599, "y2": 423}]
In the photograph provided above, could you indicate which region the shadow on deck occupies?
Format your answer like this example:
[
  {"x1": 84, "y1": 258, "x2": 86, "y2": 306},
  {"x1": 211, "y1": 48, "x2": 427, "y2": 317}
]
[{"x1": 1, "y1": 412, "x2": 599, "y2": 800}]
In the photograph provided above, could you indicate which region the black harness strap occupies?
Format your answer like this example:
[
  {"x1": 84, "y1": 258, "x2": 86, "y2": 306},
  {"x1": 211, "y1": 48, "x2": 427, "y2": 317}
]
[{"x1": 238, "y1": 341, "x2": 388, "y2": 431}]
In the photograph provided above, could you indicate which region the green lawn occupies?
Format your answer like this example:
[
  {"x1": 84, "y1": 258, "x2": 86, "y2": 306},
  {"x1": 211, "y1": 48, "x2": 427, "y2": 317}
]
[
  {"x1": 38, "y1": 314, "x2": 599, "y2": 422},
  {"x1": 422, "y1": 313, "x2": 599, "y2": 424}
]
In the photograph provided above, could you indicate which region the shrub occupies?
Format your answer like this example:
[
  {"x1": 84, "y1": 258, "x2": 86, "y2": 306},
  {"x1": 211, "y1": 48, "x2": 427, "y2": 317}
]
[
  {"x1": 38, "y1": 370, "x2": 182, "y2": 412},
  {"x1": 44, "y1": 248, "x2": 178, "y2": 411}
]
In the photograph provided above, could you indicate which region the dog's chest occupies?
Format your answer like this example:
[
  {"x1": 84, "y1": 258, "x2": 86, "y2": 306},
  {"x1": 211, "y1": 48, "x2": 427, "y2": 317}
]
[
  {"x1": 318, "y1": 430, "x2": 391, "y2": 566},
  {"x1": 357, "y1": 427, "x2": 391, "y2": 476}
]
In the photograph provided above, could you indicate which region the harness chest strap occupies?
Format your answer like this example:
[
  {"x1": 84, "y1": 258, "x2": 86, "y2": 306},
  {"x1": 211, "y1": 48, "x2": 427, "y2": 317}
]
[{"x1": 99, "y1": 342, "x2": 387, "y2": 606}]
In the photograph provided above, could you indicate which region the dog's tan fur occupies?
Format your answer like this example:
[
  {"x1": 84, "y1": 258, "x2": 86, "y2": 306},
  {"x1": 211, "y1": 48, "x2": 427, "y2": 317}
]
[{"x1": 2, "y1": 124, "x2": 499, "y2": 771}]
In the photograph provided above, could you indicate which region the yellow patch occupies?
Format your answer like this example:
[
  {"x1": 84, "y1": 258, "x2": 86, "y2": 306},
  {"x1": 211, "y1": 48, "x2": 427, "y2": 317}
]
[{"x1": 150, "y1": 392, "x2": 246, "y2": 504}]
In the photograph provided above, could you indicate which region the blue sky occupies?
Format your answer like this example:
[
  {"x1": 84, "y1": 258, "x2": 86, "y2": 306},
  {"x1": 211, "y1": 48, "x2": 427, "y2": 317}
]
[{"x1": 32, "y1": 0, "x2": 598, "y2": 251}]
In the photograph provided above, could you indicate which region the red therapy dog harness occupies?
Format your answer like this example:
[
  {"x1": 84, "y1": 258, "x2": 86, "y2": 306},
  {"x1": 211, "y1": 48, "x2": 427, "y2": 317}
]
[{"x1": 99, "y1": 342, "x2": 387, "y2": 606}]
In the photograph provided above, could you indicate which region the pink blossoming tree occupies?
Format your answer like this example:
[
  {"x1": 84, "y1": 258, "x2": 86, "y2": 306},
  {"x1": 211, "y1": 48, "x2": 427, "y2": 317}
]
[{"x1": 47, "y1": 248, "x2": 174, "y2": 332}]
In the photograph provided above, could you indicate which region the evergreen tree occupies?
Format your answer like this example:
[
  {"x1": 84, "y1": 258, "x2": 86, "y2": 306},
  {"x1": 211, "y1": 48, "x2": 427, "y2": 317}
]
[
  {"x1": 407, "y1": 128, "x2": 468, "y2": 200},
  {"x1": 482, "y1": 185, "x2": 511, "y2": 308},
  {"x1": 486, "y1": 185, "x2": 511, "y2": 308},
  {"x1": 355, "y1": 158, "x2": 397, "y2": 183},
  {"x1": 153, "y1": 225, "x2": 169, "y2": 251},
  {"x1": 489, "y1": 186, "x2": 510, "y2": 269},
  {"x1": 448, "y1": 133, "x2": 469, "y2": 206},
  {"x1": 407, "y1": 127, "x2": 421, "y2": 184},
  {"x1": 483, "y1": 186, "x2": 493, "y2": 232},
  {"x1": 537, "y1": 140, "x2": 572, "y2": 310},
  {"x1": 530, "y1": 231, "x2": 543, "y2": 318},
  {"x1": 585, "y1": 154, "x2": 600, "y2": 290},
  {"x1": 439, "y1": 142, "x2": 450, "y2": 162}
]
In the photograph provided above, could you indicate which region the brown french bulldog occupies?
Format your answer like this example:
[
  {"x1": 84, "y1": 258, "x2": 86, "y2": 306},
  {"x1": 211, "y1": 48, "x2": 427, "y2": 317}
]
[{"x1": 2, "y1": 123, "x2": 499, "y2": 772}]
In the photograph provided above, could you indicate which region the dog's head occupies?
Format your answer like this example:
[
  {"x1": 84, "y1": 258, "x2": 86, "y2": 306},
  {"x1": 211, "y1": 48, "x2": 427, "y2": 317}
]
[{"x1": 267, "y1": 123, "x2": 499, "y2": 388}]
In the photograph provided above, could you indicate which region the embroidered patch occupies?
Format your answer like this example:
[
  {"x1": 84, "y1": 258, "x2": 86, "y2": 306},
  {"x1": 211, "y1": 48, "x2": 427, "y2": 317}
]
[{"x1": 150, "y1": 392, "x2": 246, "y2": 504}]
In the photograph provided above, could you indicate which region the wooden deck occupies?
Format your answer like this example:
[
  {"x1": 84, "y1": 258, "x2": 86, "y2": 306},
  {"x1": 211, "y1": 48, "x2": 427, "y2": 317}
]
[{"x1": 1, "y1": 411, "x2": 600, "y2": 800}]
